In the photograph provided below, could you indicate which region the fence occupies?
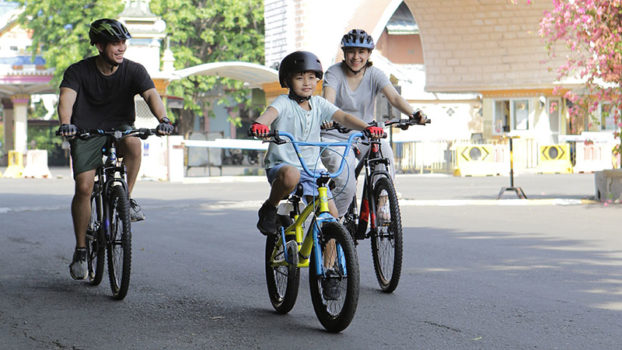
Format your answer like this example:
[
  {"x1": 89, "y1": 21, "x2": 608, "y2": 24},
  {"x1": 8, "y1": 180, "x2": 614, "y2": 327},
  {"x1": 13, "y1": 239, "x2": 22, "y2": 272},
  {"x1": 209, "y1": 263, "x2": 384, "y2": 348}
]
[{"x1": 392, "y1": 138, "x2": 617, "y2": 175}]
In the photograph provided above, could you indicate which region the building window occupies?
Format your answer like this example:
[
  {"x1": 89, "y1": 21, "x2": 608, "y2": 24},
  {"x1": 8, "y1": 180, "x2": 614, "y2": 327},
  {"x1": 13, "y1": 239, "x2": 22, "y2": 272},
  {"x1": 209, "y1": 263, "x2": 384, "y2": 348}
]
[
  {"x1": 600, "y1": 102, "x2": 617, "y2": 131},
  {"x1": 493, "y1": 100, "x2": 510, "y2": 134},
  {"x1": 493, "y1": 99, "x2": 530, "y2": 134},
  {"x1": 513, "y1": 100, "x2": 529, "y2": 130},
  {"x1": 585, "y1": 102, "x2": 619, "y2": 131},
  {"x1": 547, "y1": 98, "x2": 560, "y2": 133}
]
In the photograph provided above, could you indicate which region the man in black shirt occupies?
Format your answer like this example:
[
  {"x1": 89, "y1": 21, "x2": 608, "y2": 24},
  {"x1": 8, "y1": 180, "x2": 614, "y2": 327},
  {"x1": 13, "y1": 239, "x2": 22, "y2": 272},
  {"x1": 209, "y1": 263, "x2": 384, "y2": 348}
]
[{"x1": 58, "y1": 18, "x2": 174, "y2": 280}]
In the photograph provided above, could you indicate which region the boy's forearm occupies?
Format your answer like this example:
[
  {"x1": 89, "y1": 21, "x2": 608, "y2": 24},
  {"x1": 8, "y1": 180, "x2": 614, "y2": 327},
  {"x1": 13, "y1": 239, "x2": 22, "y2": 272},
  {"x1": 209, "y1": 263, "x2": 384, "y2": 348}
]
[{"x1": 254, "y1": 106, "x2": 278, "y2": 126}]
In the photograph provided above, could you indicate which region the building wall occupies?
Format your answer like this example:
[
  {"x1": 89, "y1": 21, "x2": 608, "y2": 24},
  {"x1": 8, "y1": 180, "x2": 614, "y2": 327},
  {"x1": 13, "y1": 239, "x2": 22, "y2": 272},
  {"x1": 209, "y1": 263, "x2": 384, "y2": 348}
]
[
  {"x1": 0, "y1": 23, "x2": 31, "y2": 57},
  {"x1": 402, "y1": 0, "x2": 567, "y2": 92},
  {"x1": 376, "y1": 32, "x2": 424, "y2": 64}
]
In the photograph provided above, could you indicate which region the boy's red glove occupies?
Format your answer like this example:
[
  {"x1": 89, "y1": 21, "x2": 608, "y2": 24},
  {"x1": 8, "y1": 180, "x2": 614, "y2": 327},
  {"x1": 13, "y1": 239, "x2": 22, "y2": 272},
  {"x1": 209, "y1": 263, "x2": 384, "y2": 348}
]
[
  {"x1": 364, "y1": 125, "x2": 384, "y2": 138},
  {"x1": 250, "y1": 122, "x2": 269, "y2": 136}
]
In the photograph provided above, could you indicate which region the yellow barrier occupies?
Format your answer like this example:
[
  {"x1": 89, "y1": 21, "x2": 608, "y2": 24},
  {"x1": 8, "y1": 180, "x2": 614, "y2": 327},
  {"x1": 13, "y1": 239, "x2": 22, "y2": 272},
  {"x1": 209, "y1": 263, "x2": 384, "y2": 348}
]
[
  {"x1": 453, "y1": 144, "x2": 506, "y2": 176},
  {"x1": 3, "y1": 150, "x2": 24, "y2": 178},
  {"x1": 538, "y1": 144, "x2": 572, "y2": 174}
]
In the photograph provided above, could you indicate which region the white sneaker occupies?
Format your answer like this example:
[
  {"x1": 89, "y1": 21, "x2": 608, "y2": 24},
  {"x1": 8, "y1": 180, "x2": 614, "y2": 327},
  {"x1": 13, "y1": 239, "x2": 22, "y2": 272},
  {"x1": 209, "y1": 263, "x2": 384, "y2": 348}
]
[
  {"x1": 69, "y1": 248, "x2": 87, "y2": 280},
  {"x1": 129, "y1": 198, "x2": 145, "y2": 222}
]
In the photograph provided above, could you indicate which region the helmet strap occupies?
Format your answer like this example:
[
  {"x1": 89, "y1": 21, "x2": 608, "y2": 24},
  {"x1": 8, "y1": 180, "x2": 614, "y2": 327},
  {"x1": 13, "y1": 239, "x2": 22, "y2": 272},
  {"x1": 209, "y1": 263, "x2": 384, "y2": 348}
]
[
  {"x1": 342, "y1": 60, "x2": 366, "y2": 75},
  {"x1": 288, "y1": 90, "x2": 311, "y2": 103}
]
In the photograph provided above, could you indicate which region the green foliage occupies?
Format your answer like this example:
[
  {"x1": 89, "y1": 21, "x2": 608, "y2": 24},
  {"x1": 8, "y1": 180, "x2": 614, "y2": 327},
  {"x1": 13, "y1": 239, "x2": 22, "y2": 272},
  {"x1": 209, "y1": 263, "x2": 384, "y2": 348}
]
[
  {"x1": 16, "y1": 0, "x2": 124, "y2": 87},
  {"x1": 27, "y1": 124, "x2": 61, "y2": 153},
  {"x1": 16, "y1": 0, "x2": 265, "y2": 136},
  {"x1": 29, "y1": 99, "x2": 49, "y2": 120},
  {"x1": 150, "y1": 0, "x2": 264, "y2": 125}
]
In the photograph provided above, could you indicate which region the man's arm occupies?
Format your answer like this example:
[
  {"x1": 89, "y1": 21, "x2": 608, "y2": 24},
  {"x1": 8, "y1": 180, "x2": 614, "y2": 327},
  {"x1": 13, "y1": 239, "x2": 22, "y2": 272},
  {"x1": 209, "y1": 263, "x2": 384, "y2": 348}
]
[
  {"x1": 141, "y1": 88, "x2": 168, "y2": 122},
  {"x1": 58, "y1": 87, "x2": 77, "y2": 125}
]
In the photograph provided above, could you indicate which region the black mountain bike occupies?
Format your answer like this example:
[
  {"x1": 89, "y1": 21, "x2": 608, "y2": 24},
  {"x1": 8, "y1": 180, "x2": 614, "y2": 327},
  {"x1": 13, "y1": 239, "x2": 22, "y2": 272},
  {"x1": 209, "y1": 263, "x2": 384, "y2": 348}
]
[
  {"x1": 337, "y1": 117, "x2": 429, "y2": 293},
  {"x1": 60, "y1": 128, "x2": 159, "y2": 300}
]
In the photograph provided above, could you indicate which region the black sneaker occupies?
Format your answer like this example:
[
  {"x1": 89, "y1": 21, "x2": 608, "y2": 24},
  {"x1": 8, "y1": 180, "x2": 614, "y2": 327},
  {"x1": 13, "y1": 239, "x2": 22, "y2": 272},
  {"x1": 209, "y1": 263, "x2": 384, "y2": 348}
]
[
  {"x1": 321, "y1": 268, "x2": 342, "y2": 300},
  {"x1": 69, "y1": 248, "x2": 87, "y2": 280},
  {"x1": 129, "y1": 198, "x2": 145, "y2": 222},
  {"x1": 257, "y1": 201, "x2": 277, "y2": 235}
]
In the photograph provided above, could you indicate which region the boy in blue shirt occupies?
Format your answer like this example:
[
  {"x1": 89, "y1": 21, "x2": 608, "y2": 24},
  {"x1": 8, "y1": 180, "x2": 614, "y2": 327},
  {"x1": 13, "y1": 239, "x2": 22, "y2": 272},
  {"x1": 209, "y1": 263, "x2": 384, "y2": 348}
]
[{"x1": 249, "y1": 51, "x2": 383, "y2": 236}]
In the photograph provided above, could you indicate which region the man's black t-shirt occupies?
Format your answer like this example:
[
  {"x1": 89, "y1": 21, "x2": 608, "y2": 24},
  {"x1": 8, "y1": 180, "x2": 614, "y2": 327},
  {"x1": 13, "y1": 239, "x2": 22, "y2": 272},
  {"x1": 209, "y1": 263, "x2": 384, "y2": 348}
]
[{"x1": 60, "y1": 56, "x2": 155, "y2": 130}]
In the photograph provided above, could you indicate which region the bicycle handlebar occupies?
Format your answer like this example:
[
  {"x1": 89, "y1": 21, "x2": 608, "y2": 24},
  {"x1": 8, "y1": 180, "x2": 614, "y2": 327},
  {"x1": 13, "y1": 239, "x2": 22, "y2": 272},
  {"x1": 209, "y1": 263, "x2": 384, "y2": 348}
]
[
  {"x1": 324, "y1": 116, "x2": 430, "y2": 134},
  {"x1": 252, "y1": 130, "x2": 364, "y2": 179},
  {"x1": 383, "y1": 117, "x2": 431, "y2": 130},
  {"x1": 56, "y1": 128, "x2": 160, "y2": 140}
]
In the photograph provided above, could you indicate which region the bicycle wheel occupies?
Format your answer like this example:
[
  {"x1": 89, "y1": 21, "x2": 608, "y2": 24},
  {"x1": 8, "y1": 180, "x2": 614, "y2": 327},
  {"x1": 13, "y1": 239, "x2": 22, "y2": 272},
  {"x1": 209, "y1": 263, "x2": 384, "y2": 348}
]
[
  {"x1": 107, "y1": 185, "x2": 132, "y2": 300},
  {"x1": 86, "y1": 193, "x2": 105, "y2": 285},
  {"x1": 371, "y1": 176, "x2": 403, "y2": 293},
  {"x1": 265, "y1": 215, "x2": 300, "y2": 314},
  {"x1": 342, "y1": 196, "x2": 358, "y2": 241},
  {"x1": 309, "y1": 221, "x2": 359, "y2": 333}
]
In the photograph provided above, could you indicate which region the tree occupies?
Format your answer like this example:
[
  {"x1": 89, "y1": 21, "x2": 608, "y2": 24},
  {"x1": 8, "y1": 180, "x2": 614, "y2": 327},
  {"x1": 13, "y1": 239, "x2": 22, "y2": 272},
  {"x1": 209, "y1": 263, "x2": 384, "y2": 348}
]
[
  {"x1": 16, "y1": 0, "x2": 124, "y2": 86},
  {"x1": 149, "y1": 0, "x2": 264, "y2": 136},
  {"x1": 539, "y1": 0, "x2": 622, "y2": 148}
]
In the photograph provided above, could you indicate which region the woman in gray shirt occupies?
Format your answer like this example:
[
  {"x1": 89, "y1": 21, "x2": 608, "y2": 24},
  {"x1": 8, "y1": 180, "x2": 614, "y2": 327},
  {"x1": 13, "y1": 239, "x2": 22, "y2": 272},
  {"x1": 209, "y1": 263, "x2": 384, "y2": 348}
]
[{"x1": 321, "y1": 29, "x2": 427, "y2": 217}]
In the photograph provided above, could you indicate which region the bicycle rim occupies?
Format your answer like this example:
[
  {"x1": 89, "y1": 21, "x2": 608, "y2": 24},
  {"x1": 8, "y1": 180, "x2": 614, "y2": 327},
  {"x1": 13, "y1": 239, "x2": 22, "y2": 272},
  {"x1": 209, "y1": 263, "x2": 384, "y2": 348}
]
[
  {"x1": 265, "y1": 233, "x2": 300, "y2": 314},
  {"x1": 107, "y1": 185, "x2": 132, "y2": 300},
  {"x1": 371, "y1": 177, "x2": 403, "y2": 293},
  {"x1": 86, "y1": 194, "x2": 105, "y2": 285},
  {"x1": 309, "y1": 221, "x2": 359, "y2": 333}
]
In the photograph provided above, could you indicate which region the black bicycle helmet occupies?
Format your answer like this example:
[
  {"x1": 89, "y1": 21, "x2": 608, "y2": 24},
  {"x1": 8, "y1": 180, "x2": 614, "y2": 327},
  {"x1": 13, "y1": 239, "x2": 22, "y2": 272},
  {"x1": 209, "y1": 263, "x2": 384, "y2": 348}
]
[
  {"x1": 341, "y1": 29, "x2": 375, "y2": 50},
  {"x1": 89, "y1": 18, "x2": 131, "y2": 45},
  {"x1": 278, "y1": 51, "x2": 323, "y2": 88}
]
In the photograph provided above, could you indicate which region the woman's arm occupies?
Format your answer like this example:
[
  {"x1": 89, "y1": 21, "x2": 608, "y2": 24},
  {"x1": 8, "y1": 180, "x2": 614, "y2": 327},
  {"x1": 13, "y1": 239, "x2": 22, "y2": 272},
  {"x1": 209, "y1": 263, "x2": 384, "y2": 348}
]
[
  {"x1": 323, "y1": 85, "x2": 337, "y2": 104},
  {"x1": 331, "y1": 110, "x2": 369, "y2": 131},
  {"x1": 382, "y1": 84, "x2": 415, "y2": 116}
]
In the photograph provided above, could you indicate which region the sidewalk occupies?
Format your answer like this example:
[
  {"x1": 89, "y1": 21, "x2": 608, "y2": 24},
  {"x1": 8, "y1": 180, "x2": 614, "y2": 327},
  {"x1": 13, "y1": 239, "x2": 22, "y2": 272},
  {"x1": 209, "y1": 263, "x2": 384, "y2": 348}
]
[{"x1": 1, "y1": 166, "x2": 600, "y2": 206}]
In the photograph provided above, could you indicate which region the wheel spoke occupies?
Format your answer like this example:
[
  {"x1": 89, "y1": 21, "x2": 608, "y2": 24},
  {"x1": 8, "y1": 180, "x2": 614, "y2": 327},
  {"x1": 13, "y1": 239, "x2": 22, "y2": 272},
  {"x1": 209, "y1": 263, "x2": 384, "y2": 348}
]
[{"x1": 371, "y1": 177, "x2": 403, "y2": 293}]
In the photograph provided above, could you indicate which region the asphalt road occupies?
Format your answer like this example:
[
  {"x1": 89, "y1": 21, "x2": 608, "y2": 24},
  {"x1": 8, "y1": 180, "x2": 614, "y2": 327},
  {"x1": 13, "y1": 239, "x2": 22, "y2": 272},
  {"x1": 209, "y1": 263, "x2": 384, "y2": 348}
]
[{"x1": 1, "y1": 172, "x2": 621, "y2": 349}]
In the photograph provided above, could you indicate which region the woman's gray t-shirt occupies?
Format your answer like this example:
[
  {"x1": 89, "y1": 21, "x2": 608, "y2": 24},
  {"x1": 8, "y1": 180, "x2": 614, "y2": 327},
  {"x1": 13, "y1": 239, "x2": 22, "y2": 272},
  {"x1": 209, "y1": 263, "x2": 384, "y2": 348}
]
[{"x1": 321, "y1": 63, "x2": 391, "y2": 139}]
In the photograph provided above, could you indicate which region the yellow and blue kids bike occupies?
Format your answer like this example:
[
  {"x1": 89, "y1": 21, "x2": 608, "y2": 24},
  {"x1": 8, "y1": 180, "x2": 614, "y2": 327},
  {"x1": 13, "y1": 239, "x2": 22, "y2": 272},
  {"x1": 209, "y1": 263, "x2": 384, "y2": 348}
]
[{"x1": 262, "y1": 130, "x2": 363, "y2": 333}]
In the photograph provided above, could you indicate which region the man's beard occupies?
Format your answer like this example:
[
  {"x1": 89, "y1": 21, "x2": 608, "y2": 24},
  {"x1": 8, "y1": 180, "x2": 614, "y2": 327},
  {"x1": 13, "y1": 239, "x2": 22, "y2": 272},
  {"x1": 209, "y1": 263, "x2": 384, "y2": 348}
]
[{"x1": 102, "y1": 54, "x2": 121, "y2": 67}]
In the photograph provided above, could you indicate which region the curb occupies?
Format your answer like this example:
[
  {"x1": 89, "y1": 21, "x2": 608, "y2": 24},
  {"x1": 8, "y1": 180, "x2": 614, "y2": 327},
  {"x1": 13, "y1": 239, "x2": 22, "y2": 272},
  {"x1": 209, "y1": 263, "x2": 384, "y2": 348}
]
[{"x1": 399, "y1": 198, "x2": 598, "y2": 207}]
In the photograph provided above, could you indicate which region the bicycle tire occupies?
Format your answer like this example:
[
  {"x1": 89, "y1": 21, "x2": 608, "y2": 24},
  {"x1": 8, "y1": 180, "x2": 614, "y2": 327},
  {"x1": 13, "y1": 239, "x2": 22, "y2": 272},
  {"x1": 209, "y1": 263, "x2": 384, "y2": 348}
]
[
  {"x1": 309, "y1": 221, "x2": 359, "y2": 333},
  {"x1": 107, "y1": 185, "x2": 132, "y2": 300},
  {"x1": 86, "y1": 193, "x2": 105, "y2": 286},
  {"x1": 265, "y1": 215, "x2": 300, "y2": 314},
  {"x1": 371, "y1": 177, "x2": 403, "y2": 293},
  {"x1": 342, "y1": 196, "x2": 358, "y2": 241}
]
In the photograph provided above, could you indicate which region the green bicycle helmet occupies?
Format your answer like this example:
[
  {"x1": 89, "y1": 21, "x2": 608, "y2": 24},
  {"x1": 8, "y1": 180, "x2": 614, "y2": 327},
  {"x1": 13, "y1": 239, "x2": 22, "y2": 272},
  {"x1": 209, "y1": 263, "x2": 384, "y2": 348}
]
[{"x1": 89, "y1": 18, "x2": 131, "y2": 45}]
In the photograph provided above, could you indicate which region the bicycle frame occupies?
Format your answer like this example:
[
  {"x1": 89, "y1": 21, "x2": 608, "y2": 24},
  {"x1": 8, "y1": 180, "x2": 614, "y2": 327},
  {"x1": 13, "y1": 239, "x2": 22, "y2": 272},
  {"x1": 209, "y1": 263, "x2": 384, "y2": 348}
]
[
  {"x1": 267, "y1": 131, "x2": 363, "y2": 276},
  {"x1": 349, "y1": 139, "x2": 388, "y2": 237},
  {"x1": 90, "y1": 132, "x2": 132, "y2": 241},
  {"x1": 346, "y1": 117, "x2": 426, "y2": 239}
]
